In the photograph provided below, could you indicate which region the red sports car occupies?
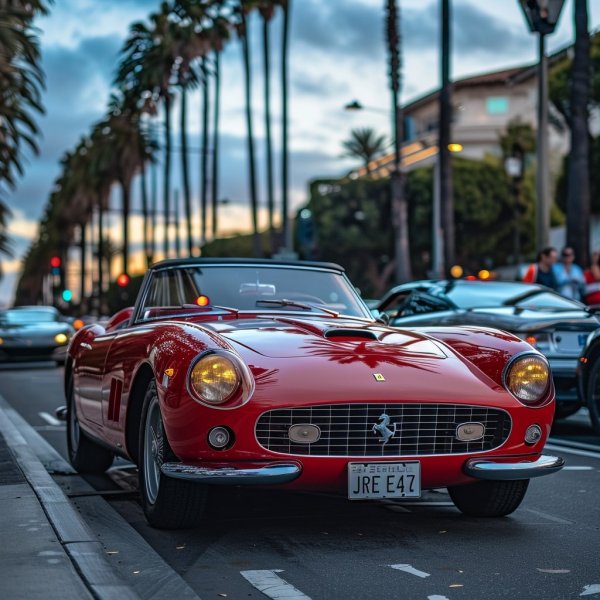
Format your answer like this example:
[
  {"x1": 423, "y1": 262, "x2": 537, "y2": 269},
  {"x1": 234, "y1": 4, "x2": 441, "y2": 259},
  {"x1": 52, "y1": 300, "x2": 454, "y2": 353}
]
[{"x1": 65, "y1": 258, "x2": 564, "y2": 529}]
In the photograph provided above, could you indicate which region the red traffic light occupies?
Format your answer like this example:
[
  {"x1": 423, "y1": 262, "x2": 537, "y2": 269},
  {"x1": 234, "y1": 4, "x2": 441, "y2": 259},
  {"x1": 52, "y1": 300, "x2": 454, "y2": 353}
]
[
  {"x1": 116, "y1": 273, "x2": 130, "y2": 287},
  {"x1": 50, "y1": 256, "x2": 61, "y2": 268}
]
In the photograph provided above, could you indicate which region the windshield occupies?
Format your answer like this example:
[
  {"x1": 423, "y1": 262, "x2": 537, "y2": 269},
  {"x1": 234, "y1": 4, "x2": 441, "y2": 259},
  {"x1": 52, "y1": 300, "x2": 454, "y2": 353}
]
[
  {"x1": 138, "y1": 265, "x2": 371, "y2": 321},
  {"x1": 1, "y1": 309, "x2": 59, "y2": 324},
  {"x1": 444, "y1": 283, "x2": 585, "y2": 310}
]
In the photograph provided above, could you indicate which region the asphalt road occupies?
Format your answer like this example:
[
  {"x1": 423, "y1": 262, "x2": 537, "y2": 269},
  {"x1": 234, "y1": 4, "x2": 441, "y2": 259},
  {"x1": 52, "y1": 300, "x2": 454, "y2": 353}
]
[{"x1": 1, "y1": 362, "x2": 599, "y2": 600}]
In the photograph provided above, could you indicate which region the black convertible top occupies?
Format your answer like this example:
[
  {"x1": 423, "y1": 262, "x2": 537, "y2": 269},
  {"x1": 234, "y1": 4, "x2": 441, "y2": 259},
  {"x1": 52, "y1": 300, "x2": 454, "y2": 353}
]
[{"x1": 151, "y1": 257, "x2": 346, "y2": 272}]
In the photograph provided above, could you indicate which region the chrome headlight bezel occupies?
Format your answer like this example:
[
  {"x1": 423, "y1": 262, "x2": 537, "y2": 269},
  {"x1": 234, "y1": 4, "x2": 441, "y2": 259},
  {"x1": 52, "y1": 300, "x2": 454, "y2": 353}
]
[
  {"x1": 187, "y1": 349, "x2": 254, "y2": 410},
  {"x1": 502, "y1": 351, "x2": 551, "y2": 406}
]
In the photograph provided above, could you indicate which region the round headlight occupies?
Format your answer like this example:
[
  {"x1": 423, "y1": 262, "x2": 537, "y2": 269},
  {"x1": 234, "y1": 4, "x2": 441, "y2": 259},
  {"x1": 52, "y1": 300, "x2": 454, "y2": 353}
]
[
  {"x1": 54, "y1": 333, "x2": 68, "y2": 344},
  {"x1": 189, "y1": 354, "x2": 240, "y2": 405},
  {"x1": 505, "y1": 354, "x2": 550, "y2": 405}
]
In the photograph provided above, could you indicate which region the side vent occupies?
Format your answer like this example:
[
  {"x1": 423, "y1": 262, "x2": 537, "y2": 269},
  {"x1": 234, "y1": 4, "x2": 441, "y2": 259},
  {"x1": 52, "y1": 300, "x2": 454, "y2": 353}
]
[{"x1": 107, "y1": 378, "x2": 123, "y2": 422}]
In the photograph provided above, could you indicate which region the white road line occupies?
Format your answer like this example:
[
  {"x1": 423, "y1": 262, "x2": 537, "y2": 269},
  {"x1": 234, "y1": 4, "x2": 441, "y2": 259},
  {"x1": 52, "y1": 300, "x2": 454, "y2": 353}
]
[
  {"x1": 428, "y1": 596, "x2": 450, "y2": 600},
  {"x1": 240, "y1": 570, "x2": 312, "y2": 600},
  {"x1": 562, "y1": 466, "x2": 594, "y2": 471},
  {"x1": 546, "y1": 443, "x2": 600, "y2": 460},
  {"x1": 38, "y1": 412, "x2": 61, "y2": 426},
  {"x1": 581, "y1": 584, "x2": 600, "y2": 596},
  {"x1": 389, "y1": 564, "x2": 430, "y2": 578},
  {"x1": 522, "y1": 508, "x2": 573, "y2": 525}
]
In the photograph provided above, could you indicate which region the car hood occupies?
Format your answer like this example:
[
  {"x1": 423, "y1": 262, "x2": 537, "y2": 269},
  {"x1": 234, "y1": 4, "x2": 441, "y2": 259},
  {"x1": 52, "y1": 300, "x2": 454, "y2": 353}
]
[
  {"x1": 465, "y1": 307, "x2": 599, "y2": 332},
  {"x1": 205, "y1": 317, "x2": 447, "y2": 359}
]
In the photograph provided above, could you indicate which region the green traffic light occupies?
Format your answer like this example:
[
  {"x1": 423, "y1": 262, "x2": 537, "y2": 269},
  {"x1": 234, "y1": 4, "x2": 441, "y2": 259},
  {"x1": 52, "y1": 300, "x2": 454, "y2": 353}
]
[{"x1": 62, "y1": 289, "x2": 73, "y2": 302}]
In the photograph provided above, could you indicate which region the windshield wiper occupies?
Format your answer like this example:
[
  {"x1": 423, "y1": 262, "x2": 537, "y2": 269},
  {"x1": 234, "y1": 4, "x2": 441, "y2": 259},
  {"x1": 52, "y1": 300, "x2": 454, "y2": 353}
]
[{"x1": 255, "y1": 298, "x2": 339, "y2": 317}]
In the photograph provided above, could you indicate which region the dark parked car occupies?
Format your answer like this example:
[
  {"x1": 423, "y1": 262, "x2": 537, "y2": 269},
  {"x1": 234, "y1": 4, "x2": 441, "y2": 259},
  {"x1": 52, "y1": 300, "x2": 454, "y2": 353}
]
[
  {"x1": 575, "y1": 329, "x2": 600, "y2": 433},
  {"x1": 374, "y1": 279, "x2": 600, "y2": 419},
  {"x1": 0, "y1": 306, "x2": 74, "y2": 364}
]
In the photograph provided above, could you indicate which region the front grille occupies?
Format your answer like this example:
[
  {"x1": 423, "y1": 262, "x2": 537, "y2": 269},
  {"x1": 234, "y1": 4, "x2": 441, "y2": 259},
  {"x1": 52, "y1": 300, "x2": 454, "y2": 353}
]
[{"x1": 255, "y1": 403, "x2": 511, "y2": 457}]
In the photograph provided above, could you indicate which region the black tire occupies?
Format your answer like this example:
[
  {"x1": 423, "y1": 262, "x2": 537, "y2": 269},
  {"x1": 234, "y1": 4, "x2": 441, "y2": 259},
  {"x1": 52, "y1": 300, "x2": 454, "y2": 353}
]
[
  {"x1": 138, "y1": 380, "x2": 207, "y2": 529},
  {"x1": 66, "y1": 377, "x2": 114, "y2": 474},
  {"x1": 587, "y1": 359, "x2": 600, "y2": 434},
  {"x1": 448, "y1": 479, "x2": 529, "y2": 517},
  {"x1": 554, "y1": 401, "x2": 582, "y2": 420}
]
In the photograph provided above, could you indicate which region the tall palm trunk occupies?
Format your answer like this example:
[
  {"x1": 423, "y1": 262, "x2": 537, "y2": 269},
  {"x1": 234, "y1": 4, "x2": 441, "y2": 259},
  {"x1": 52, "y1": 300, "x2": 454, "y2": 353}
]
[
  {"x1": 163, "y1": 94, "x2": 172, "y2": 259},
  {"x1": 566, "y1": 0, "x2": 590, "y2": 267},
  {"x1": 200, "y1": 56, "x2": 210, "y2": 248},
  {"x1": 440, "y1": 0, "x2": 454, "y2": 274},
  {"x1": 262, "y1": 12, "x2": 275, "y2": 254},
  {"x1": 139, "y1": 155, "x2": 151, "y2": 268},
  {"x1": 97, "y1": 199, "x2": 104, "y2": 308},
  {"x1": 211, "y1": 50, "x2": 220, "y2": 239},
  {"x1": 386, "y1": 0, "x2": 411, "y2": 282},
  {"x1": 79, "y1": 221, "x2": 86, "y2": 307},
  {"x1": 180, "y1": 87, "x2": 193, "y2": 255},
  {"x1": 241, "y1": 11, "x2": 261, "y2": 257},
  {"x1": 150, "y1": 143, "x2": 158, "y2": 263},
  {"x1": 281, "y1": 0, "x2": 290, "y2": 251},
  {"x1": 121, "y1": 179, "x2": 131, "y2": 275}
]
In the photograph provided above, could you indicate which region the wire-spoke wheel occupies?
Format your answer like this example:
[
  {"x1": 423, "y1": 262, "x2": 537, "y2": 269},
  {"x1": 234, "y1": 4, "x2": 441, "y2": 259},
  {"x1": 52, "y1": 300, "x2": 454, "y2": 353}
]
[
  {"x1": 139, "y1": 379, "x2": 207, "y2": 529},
  {"x1": 66, "y1": 375, "x2": 113, "y2": 474}
]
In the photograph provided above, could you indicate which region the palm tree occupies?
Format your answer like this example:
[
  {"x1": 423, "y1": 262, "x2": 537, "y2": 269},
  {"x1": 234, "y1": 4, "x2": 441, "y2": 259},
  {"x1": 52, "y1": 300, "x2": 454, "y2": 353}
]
[
  {"x1": 259, "y1": 1, "x2": 276, "y2": 254},
  {"x1": 566, "y1": 0, "x2": 590, "y2": 268},
  {"x1": 342, "y1": 128, "x2": 387, "y2": 174},
  {"x1": 385, "y1": 0, "x2": 411, "y2": 281},
  {"x1": 0, "y1": 0, "x2": 52, "y2": 277},
  {"x1": 280, "y1": 0, "x2": 290, "y2": 251},
  {"x1": 117, "y1": 3, "x2": 180, "y2": 260},
  {"x1": 237, "y1": 1, "x2": 262, "y2": 257}
]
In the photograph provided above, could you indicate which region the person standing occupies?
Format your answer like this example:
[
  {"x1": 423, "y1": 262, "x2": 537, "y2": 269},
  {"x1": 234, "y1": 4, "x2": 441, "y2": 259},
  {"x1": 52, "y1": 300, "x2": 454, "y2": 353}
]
[
  {"x1": 522, "y1": 246, "x2": 559, "y2": 290},
  {"x1": 554, "y1": 246, "x2": 585, "y2": 301},
  {"x1": 584, "y1": 251, "x2": 600, "y2": 305}
]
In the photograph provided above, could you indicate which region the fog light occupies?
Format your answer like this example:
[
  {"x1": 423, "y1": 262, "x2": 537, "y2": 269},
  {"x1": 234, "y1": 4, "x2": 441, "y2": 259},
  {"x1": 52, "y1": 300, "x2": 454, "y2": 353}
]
[
  {"x1": 208, "y1": 426, "x2": 232, "y2": 449},
  {"x1": 525, "y1": 424, "x2": 543, "y2": 445}
]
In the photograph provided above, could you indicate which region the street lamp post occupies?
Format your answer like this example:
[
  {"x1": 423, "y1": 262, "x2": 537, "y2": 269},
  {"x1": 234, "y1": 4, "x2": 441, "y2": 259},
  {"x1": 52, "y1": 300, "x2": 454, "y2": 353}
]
[{"x1": 518, "y1": 0, "x2": 565, "y2": 250}]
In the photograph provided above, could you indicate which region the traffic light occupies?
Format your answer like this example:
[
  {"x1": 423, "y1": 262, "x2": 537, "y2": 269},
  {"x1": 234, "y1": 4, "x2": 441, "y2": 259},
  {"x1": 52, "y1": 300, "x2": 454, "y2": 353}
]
[
  {"x1": 62, "y1": 289, "x2": 73, "y2": 302},
  {"x1": 116, "y1": 273, "x2": 130, "y2": 288},
  {"x1": 50, "y1": 256, "x2": 61, "y2": 268}
]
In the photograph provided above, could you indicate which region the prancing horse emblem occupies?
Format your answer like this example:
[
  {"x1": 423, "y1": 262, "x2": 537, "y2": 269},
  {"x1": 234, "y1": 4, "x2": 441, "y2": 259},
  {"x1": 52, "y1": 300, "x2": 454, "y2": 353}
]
[{"x1": 372, "y1": 413, "x2": 397, "y2": 445}]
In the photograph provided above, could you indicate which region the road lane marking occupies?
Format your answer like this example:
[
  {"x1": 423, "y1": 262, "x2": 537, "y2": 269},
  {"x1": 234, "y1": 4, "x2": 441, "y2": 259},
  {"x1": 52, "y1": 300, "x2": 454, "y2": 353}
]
[
  {"x1": 389, "y1": 564, "x2": 430, "y2": 578},
  {"x1": 523, "y1": 508, "x2": 573, "y2": 524},
  {"x1": 546, "y1": 443, "x2": 600, "y2": 460},
  {"x1": 428, "y1": 596, "x2": 450, "y2": 600},
  {"x1": 562, "y1": 466, "x2": 594, "y2": 471},
  {"x1": 38, "y1": 412, "x2": 61, "y2": 426},
  {"x1": 581, "y1": 584, "x2": 600, "y2": 596},
  {"x1": 240, "y1": 570, "x2": 311, "y2": 599}
]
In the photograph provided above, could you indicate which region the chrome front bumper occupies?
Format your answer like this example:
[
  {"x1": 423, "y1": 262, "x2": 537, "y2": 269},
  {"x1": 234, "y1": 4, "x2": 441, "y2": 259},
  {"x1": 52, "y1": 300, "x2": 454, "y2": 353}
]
[
  {"x1": 161, "y1": 462, "x2": 302, "y2": 485},
  {"x1": 464, "y1": 454, "x2": 565, "y2": 481}
]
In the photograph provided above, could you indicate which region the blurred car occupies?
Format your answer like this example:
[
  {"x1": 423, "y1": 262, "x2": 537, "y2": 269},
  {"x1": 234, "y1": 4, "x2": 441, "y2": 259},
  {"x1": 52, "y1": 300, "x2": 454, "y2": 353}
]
[
  {"x1": 64, "y1": 258, "x2": 563, "y2": 529},
  {"x1": 0, "y1": 306, "x2": 74, "y2": 364},
  {"x1": 575, "y1": 329, "x2": 600, "y2": 433},
  {"x1": 374, "y1": 279, "x2": 600, "y2": 419}
]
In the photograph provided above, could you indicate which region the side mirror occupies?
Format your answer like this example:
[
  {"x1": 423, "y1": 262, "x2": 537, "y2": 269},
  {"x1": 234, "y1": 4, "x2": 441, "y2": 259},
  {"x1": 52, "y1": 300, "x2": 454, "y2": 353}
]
[{"x1": 370, "y1": 309, "x2": 390, "y2": 325}]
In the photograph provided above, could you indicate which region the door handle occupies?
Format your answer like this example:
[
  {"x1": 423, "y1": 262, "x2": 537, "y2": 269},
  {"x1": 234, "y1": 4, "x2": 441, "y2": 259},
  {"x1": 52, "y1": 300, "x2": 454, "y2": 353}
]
[{"x1": 80, "y1": 342, "x2": 92, "y2": 350}]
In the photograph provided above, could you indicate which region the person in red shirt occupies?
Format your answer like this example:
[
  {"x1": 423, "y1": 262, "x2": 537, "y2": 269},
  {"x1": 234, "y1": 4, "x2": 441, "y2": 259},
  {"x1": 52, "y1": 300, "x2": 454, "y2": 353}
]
[
  {"x1": 522, "y1": 246, "x2": 558, "y2": 289},
  {"x1": 583, "y1": 251, "x2": 600, "y2": 305}
]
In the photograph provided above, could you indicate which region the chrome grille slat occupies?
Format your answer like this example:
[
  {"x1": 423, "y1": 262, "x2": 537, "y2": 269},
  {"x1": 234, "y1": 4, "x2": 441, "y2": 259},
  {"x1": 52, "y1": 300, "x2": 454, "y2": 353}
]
[{"x1": 255, "y1": 403, "x2": 511, "y2": 457}]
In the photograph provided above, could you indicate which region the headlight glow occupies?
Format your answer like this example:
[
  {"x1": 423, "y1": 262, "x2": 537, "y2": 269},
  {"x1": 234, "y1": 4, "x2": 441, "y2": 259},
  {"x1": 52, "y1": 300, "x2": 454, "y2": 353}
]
[
  {"x1": 505, "y1": 354, "x2": 550, "y2": 405},
  {"x1": 189, "y1": 354, "x2": 240, "y2": 405},
  {"x1": 54, "y1": 333, "x2": 68, "y2": 344}
]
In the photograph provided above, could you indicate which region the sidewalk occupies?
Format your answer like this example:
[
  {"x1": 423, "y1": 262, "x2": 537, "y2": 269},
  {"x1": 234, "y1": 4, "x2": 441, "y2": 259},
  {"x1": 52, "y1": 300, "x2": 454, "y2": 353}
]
[{"x1": 0, "y1": 405, "x2": 138, "y2": 600}]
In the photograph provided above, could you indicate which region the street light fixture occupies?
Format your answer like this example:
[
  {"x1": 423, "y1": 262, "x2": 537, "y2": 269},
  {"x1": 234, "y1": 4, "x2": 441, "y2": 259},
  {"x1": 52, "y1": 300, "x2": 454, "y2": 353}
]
[{"x1": 517, "y1": 0, "x2": 565, "y2": 250}]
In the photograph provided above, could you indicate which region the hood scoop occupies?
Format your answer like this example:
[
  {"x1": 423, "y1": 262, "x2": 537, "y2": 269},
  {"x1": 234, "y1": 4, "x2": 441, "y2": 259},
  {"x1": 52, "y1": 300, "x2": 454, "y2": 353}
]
[{"x1": 323, "y1": 328, "x2": 379, "y2": 340}]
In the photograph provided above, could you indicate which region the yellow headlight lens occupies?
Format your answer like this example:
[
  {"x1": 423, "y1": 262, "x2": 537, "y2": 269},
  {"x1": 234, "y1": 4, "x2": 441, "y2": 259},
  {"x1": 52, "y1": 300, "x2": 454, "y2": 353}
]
[
  {"x1": 506, "y1": 355, "x2": 549, "y2": 404},
  {"x1": 54, "y1": 333, "x2": 68, "y2": 344},
  {"x1": 190, "y1": 354, "x2": 240, "y2": 405}
]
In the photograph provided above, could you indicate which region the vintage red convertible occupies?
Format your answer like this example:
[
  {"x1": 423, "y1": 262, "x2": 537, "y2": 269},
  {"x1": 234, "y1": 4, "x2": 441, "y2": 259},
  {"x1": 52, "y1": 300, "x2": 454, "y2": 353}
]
[{"x1": 65, "y1": 258, "x2": 564, "y2": 529}]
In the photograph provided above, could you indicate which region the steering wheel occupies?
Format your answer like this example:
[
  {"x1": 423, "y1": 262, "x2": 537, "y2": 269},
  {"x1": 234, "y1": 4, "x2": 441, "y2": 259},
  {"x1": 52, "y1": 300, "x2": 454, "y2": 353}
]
[{"x1": 282, "y1": 293, "x2": 326, "y2": 305}]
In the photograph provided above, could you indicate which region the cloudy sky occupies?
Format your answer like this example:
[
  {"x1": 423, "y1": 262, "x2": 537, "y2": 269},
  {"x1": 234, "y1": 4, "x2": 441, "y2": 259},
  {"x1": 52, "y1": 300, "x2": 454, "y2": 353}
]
[{"x1": 2, "y1": 0, "x2": 600, "y2": 306}]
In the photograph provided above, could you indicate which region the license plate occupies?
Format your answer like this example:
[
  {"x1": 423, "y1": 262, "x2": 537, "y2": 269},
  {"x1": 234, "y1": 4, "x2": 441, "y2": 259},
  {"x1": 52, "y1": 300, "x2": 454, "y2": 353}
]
[
  {"x1": 348, "y1": 461, "x2": 421, "y2": 500},
  {"x1": 554, "y1": 332, "x2": 587, "y2": 352}
]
